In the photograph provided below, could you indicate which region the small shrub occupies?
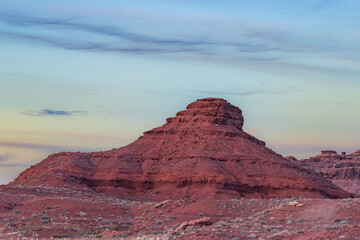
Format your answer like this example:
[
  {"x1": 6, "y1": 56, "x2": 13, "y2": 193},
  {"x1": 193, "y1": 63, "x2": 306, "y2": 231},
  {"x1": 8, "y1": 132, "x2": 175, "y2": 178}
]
[
  {"x1": 325, "y1": 225, "x2": 339, "y2": 230},
  {"x1": 52, "y1": 234, "x2": 71, "y2": 238},
  {"x1": 108, "y1": 225, "x2": 119, "y2": 231},
  {"x1": 79, "y1": 211, "x2": 87, "y2": 217},
  {"x1": 297, "y1": 218, "x2": 305, "y2": 223},
  {"x1": 217, "y1": 221, "x2": 227, "y2": 227},
  {"x1": 89, "y1": 230, "x2": 101, "y2": 235},
  {"x1": 13, "y1": 209, "x2": 20, "y2": 214},
  {"x1": 263, "y1": 209, "x2": 271, "y2": 214}
]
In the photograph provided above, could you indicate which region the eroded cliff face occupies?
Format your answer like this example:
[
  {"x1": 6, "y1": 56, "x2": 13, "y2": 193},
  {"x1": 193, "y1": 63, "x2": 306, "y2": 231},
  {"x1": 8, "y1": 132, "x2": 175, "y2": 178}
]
[
  {"x1": 302, "y1": 150, "x2": 360, "y2": 194},
  {"x1": 10, "y1": 98, "x2": 352, "y2": 199}
]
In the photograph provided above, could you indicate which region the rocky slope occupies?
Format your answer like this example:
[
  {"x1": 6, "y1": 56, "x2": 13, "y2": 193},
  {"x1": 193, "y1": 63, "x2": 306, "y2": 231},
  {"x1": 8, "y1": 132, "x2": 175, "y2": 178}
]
[
  {"x1": 302, "y1": 150, "x2": 360, "y2": 194},
  {"x1": 10, "y1": 98, "x2": 352, "y2": 199}
]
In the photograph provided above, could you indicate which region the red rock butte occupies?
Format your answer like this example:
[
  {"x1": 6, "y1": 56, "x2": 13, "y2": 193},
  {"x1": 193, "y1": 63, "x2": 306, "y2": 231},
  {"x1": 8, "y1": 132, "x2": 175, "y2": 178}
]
[{"x1": 11, "y1": 98, "x2": 353, "y2": 199}]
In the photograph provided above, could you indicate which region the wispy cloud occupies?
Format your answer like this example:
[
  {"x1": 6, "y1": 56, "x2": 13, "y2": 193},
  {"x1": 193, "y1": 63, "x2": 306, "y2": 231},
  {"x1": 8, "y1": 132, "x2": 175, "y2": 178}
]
[
  {"x1": 0, "y1": 12, "x2": 359, "y2": 77},
  {"x1": 0, "y1": 140, "x2": 94, "y2": 153},
  {"x1": 23, "y1": 109, "x2": 85, "y2": 116},
  {"x1": 0, "y1": 154, "x2": 10, "y2": 163},
  {"x1": 0, "y1": 31, "x2": 187, "y2": 54},
  {"x1": 186, "y1": 87, "x2": 298, "y2": 97},
  {"x1": 0, "y1": 153, "x2": 27, "y2": 167},
  {"x1": 0, "y1": 14, "x2": 281, "y2": 53},
  {"x1": 0, "y1": 130, "x2": 130, "y2": 142},
  {"x1": 0, "y1": 13, "x2": 300, "y2": 63},
  {"x1": 0, "y1": 162, "x2": 28, "y2": 167},
  {"x1": 243, "y1": 128, "x2": 258, "y2": 134},
  {"x1": 0, "y1": 141, "x2": 67, "y2": 152}
]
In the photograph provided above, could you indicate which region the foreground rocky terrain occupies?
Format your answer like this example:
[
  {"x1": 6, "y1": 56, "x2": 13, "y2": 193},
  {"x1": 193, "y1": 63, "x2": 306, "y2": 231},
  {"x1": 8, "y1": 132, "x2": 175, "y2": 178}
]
[
  {"x1": 1, "y1": 184, "x2": 360, "y2": 239},
  {"x1": 0, "y1": 98, "x2": 359, "y2": 239}
]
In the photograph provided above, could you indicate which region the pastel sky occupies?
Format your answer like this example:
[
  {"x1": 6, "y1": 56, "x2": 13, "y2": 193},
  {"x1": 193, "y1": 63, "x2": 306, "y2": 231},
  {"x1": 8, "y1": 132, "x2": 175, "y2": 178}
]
[{"x1": 1, "y1": 1, "x2": 360, "y2": 184}]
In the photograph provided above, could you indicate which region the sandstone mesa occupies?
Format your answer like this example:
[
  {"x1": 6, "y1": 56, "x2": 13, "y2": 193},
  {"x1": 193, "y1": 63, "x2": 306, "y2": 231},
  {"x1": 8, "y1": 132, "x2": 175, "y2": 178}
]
[{"x1": 11, "y1": 98, "x2": 352, "y2": 199}]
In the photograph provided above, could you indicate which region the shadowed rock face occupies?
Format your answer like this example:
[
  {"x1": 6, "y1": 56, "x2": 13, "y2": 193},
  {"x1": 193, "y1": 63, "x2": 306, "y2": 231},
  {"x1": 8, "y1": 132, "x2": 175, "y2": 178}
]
[{"x1": 10, "y1": 98, "x2": 353, "y2": 199}]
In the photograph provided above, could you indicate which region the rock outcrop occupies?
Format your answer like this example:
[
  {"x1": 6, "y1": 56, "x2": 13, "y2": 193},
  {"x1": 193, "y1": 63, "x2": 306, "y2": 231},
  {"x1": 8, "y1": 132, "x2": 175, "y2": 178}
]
[
  {"x1": 348, "y1": 150, "x2": 360, "y2": 160},
  {"x1": 174, "y1": 217, "x2": 213, "y2": 233},
  {"x1": 304, "y1": 150, "x2": 360, "y2": 163},
  {"x1": 302, "y1": 150, "x2": 360, "y2": 194},
  {"x1": 285, "y1": 156, "x2": 298, "y2": 161},
  {"x1": 10, "y1": 98, "x2": 352, "y2": 199}
]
